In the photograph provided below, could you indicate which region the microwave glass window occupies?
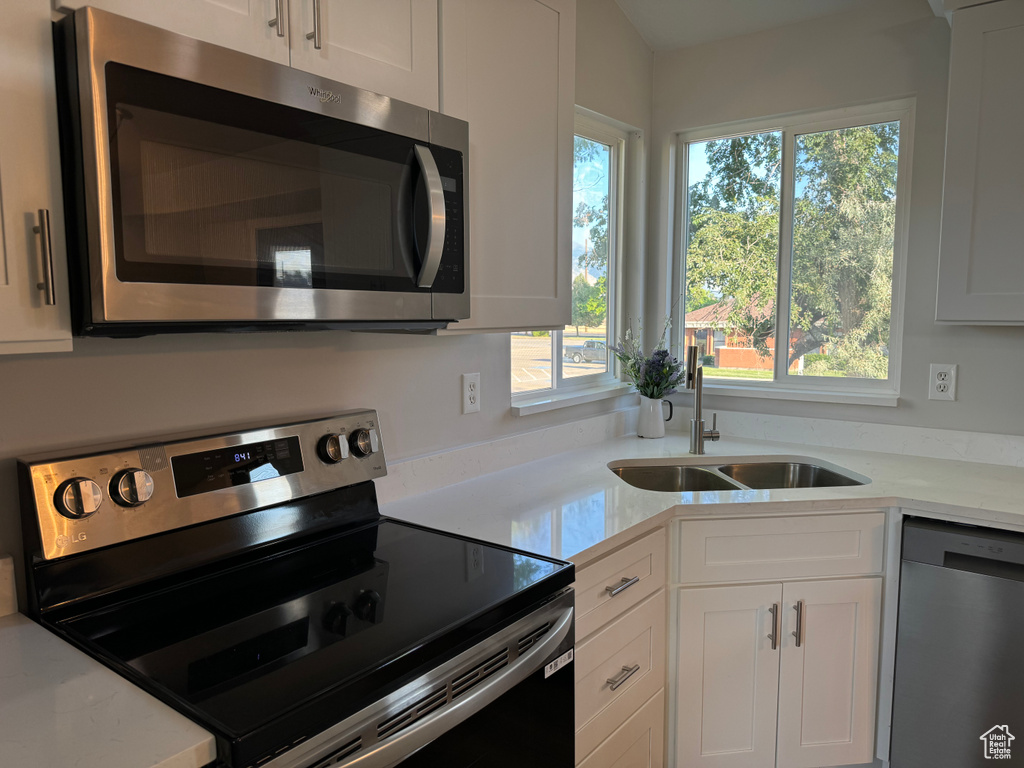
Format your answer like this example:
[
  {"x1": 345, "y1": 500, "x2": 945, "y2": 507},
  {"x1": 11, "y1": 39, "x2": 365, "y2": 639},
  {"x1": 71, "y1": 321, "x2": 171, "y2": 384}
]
[{"x1": 114, "y1": 103, "x2": 401, "y2": 289}]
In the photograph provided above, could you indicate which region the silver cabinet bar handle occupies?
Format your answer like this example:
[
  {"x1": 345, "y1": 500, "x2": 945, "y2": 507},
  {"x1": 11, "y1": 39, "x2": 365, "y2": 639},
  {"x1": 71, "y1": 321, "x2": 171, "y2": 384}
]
[
  {"x1": 792, "y1": 600, "x2": 804, "y2": 648},
  {"x1": 768, "y1": 602, "x2": 779, "y2": 650},
  {"x1": 605, "y1": 575, "x2": 640, "y2": 597},
  {"x1": 33, "y1": 208, "x2": 56, "y2": 306},
  {"x1": 267, "y1": 0, "x2": 285, "y2": 36},
  {"x1": 413, "y1": 145, "x2": 446, "y2": 288},
  {"x1": 306, "y1": 0, "x2": 322, "y2": 49},
  {"x1": 606, "y1": 664, "x2": 641, "y2": 691}
]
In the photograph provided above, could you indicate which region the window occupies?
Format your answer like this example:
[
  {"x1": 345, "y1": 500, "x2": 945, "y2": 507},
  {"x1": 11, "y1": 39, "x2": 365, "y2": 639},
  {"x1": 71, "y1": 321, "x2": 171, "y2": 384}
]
[
  {"x1": 511, "y1": 113, "x2": 626, "y2": 399},
  {"x1": 677, "y1": 101, "x2": 912, "y2": 403}
]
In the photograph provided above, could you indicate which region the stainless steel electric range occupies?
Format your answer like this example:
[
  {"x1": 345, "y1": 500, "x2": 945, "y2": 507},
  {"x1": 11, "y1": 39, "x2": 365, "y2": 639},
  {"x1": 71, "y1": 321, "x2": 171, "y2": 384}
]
[{"x1": 18, "y1": 411, "x2": 575, "y2": 768}]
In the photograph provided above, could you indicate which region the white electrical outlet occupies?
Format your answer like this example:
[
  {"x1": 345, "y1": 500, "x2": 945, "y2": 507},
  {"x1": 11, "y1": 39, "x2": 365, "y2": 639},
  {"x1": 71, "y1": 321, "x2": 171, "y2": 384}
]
[
  {"x1": 462, "y1": 372, "x2": 481, "y2": 414},
  {"x1": 928, "y1": 363, "x2": 957, "y2": 401}
]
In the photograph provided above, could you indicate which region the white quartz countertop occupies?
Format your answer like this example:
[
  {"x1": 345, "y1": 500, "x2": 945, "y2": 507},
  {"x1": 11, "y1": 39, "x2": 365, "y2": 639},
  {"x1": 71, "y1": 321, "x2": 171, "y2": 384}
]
[
  {"x1": 378, "y1": 433, "x2": 1024, "y2": 565},
  {"x1": 0, "y1": 612, "x2": 216, "y2": 768},
  {"x1": 7, "y1": 429, "x2": 1024, "y2": 768}
]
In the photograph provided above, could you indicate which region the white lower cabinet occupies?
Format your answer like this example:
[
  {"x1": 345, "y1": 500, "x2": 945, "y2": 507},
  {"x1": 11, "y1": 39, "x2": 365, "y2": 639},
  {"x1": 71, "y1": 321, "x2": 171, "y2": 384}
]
[{"x1": 674, "y1": 577, "x2": 882, "y2": 768}]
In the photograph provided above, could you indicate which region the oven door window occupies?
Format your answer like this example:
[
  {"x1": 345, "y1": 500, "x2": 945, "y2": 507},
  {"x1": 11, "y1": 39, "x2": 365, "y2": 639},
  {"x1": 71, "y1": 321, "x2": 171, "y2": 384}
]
[{"x1": 105, "y1": 63, "x2": 444, "y2": 293}]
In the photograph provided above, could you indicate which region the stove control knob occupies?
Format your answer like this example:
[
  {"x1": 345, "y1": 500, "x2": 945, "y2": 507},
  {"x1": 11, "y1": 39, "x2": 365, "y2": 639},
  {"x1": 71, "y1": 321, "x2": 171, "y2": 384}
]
[
  {"x1": 349, "y1": 428, "x2": 379, "y2": 458},
  {"x1": 323, "y1": 602, "x2": 353, "y2": 635},
  {"x1": 317, "y1": 433, "x2": 349, "y2": 464},
  {"x1": 355, "y1": 590, "x2": 381, "y2": 623},
  {"x1": 54, "y1": 478, "x2": 103, "y2": 519},
  {"x1": 110, "y1": 469, "x2": 155, "y2": 507}
]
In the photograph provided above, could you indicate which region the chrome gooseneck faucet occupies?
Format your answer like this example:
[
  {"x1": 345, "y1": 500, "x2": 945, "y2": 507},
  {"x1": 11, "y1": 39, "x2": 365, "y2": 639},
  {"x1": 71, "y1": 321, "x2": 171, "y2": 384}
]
[{"x1": 685, "y1": 345, "x2": 720, "y2": 455}]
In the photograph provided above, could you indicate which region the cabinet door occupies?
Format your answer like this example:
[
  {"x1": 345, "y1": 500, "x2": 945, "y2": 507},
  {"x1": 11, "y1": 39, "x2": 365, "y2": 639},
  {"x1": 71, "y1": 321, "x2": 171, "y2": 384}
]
[
  {"x1": 288, "y1": 0, "x2": 439, "y2": 110},
  {"x1": 438, "y1": 0, "x2": 575, "y2": 332},
  {"x1": 936, "y1": 0, "x2": 1024, "y2": 323},
  {"x1": 0, "y1": 0, "x2": 72, "y2": 354},
  {"x1": 675, "y1": 585, "x2": 781, "y2": 768},
  {"x1": 54, "y1": 0, "x2": 290, "y2": 64},
  {"x1": 776, "y1": 577, "x2": 882, "y2": 768}
]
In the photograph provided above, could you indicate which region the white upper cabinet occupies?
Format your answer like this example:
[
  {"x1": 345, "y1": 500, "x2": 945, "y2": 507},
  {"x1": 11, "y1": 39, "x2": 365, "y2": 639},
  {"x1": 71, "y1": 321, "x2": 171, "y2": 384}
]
[
  {"x1": 439, "y1": 0, "x2": 575, "y2": 332},
  {"x1": 53, "y1": 1, "x2": 440, "y2": 110},
  {"x1": 936, "y1": 0, "x2": 1024, "y2": 323},
  {"x1": 0, "y1": 0, "x2": 72, "y2": 354},
  {"x1": 53, "y1": 0, "x2": 291, "y2": 64},
  {"x1": 288, "y1": 0, "x2": 439, "y2": 111}
]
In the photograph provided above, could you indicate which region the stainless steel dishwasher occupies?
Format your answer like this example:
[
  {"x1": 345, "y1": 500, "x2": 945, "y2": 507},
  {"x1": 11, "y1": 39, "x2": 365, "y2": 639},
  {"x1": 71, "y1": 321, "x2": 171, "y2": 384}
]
[{"x1": 890, "y1": 518, "x2": 1024, "y2": 767}]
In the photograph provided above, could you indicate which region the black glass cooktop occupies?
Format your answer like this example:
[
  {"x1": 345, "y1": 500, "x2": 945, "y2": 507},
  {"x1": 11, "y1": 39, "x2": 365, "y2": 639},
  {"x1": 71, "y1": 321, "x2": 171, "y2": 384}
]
[{"x1": 56, "y1": 519, "x2": 570, "y2": 742}]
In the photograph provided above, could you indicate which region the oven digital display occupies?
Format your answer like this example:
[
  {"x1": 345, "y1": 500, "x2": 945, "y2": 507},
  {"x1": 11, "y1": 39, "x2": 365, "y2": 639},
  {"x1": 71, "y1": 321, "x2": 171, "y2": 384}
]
[{"x1": 171, "y1": 436, "x2": 303, "y2": 498}]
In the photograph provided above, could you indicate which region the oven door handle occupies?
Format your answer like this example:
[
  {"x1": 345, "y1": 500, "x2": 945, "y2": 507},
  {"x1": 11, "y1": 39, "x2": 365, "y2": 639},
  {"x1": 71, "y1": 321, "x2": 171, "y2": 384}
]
[
  {"x1": 346, "y1": 602, "x2": 573, "y2": 768},
  {"x1": 413, "y1": 144, "x2": 446, "y2": 289}
]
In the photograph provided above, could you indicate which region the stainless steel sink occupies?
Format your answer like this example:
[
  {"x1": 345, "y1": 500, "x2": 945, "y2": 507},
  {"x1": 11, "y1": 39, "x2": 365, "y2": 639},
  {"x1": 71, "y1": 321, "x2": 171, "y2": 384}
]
[
  {"x1": 608, "y1": 456, "x2": 867, "y2": 492},
  {"x1": 610, "y1": 465, "x2": 741, "y2": 493},
  {"x1": 717, "y1": 461, "x2": 865, "y2": 489}
]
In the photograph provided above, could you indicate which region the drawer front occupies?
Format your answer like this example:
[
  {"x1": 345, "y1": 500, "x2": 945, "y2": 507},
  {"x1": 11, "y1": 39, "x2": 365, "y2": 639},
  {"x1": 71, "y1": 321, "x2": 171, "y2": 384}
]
[
  {"x1": 575, "y1": 590, "x2": 666, "y2": 760},
  {"x1": 576, "y1": 528, "x2": 666, "y2": 639},
  {"x1": 578, "y1": 689, "x2": 665, "y2": 768},
  {"x1": 675, "y1": 513, "x2": 885, "y2": 583}
]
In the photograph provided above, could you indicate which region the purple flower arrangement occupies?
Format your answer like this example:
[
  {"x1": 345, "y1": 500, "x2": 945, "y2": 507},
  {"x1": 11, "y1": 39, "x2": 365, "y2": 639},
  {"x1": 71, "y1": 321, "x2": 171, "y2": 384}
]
[{"x1": 609, "y1": 321, "x2": 685, "y2": 399}]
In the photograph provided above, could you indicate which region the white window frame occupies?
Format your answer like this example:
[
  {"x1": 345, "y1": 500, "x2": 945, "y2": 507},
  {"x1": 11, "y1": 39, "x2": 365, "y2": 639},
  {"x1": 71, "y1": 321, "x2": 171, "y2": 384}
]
[
  {"x1": 512, "y1": 110, "x2": 628, "y2": 408},
  {"x1": 672, "y1": 99, "x2": 914, "y2": 407}
]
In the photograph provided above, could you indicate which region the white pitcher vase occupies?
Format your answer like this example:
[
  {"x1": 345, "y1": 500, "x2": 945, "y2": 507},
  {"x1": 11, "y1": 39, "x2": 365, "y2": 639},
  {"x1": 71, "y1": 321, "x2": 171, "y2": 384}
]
[{"x1": 636, "y1": 396, "x2": 674, "y2": 439}]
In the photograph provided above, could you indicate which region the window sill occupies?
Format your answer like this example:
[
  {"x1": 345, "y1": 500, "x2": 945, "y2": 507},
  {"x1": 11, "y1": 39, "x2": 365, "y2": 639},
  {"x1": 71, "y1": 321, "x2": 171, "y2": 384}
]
[
  {"x1": 512, "y1": 383, "x2": 635, "y2": 416},
  {"x1": 697, "y1": 381, "x2": 899, "y2": 407}
]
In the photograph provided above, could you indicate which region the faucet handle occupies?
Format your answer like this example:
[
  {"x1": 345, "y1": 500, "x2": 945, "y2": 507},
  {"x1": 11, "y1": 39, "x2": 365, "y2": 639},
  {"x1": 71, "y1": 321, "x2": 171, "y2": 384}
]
[{"x1": 706, "y1": 412, "x2": 721, "y2": 442}]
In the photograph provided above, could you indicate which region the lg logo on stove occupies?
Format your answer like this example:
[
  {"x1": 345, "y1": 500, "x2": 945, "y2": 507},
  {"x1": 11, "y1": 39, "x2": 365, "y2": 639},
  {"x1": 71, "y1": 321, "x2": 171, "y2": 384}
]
[{"x1": 55, "y1": 533, "x2": 87, "y2": 548}]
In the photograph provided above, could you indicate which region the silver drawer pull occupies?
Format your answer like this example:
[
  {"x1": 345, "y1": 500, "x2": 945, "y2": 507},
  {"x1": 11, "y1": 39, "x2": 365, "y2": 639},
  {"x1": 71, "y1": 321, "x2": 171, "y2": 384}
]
[
  {"x1": 606, "y1": 664, "x2": 641, "y2": 691},
  {"x1": 33, "y1": 208, "x2": 56, "y2": 306},
  {"x1": 605, "y1": 575, "x2": 639, "y2": 597},
  {"x1": 267, "y1": 0, "x2": 285, "y2": 36},
  {"x1": 768, "y1": 602, "x2": 779, "y2": 650},
  {"x1": 792, "y1": 600, "x2": 804, "y2": 647},
  {"x1": 306, "y1": 0, "x2": 322, "y2": 49}
]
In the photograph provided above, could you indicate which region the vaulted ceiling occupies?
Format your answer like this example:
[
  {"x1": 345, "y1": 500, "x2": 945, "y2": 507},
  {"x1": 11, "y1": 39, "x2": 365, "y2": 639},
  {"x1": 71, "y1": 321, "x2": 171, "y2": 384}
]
[{"x1": 613, "y1": 0, "x2": 935, "y2": 51}]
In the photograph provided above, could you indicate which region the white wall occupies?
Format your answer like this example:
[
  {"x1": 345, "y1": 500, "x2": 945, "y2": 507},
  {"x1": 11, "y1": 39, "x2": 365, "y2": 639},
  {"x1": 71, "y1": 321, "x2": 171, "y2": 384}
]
[
  {"x1": 577, "y1": 0, "x2": 655, "y2": 335},
  {"x1": 648, "y1": 0, "x2": 1024, "y2": 436},
  {"x1": 0, "y1": 0, "x2": 653, "y2": 597}
]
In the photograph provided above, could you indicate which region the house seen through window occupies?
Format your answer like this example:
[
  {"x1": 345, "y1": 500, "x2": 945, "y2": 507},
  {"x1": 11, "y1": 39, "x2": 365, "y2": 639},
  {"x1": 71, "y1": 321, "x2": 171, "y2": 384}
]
[
  {"x1": 511, "y1": 114, "x2": 623, "y2": 397},
  {"x1": 680, "y1": 102, "x2": 910, "y2": 397}
]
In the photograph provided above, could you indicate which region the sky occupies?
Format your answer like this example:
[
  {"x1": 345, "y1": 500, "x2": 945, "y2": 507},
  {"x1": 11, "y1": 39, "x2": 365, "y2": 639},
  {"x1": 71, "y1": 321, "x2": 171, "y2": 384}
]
[{"x1": 572, "y1": 137, "x2": 610, "y2": 282}]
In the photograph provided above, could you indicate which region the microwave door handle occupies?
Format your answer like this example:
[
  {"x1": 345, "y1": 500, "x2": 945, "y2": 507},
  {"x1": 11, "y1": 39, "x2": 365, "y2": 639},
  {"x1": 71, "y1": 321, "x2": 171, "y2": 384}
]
[{"x1": 413, "y1": 145, "x2": 446, "y2": 289}]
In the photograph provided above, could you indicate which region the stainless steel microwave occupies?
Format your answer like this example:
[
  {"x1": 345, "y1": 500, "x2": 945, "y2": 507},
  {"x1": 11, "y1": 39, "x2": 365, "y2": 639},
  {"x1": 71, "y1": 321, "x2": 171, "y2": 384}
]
[{"x1": 54, "y1": 8, "x2": 468, "y2": 336}]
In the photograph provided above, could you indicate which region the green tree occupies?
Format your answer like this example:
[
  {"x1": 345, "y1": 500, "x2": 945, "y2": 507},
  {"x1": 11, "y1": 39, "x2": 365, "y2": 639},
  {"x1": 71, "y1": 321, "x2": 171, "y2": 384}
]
[
  {"x1": 571, "y1": 273, "x2": 602, "y2": 335},
  {"x1": 685, "y1": 123, "x2": 898, "y2": 376},
  {"x1": 573, "y1": 196, "x2": 609, "y2": 278}
]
